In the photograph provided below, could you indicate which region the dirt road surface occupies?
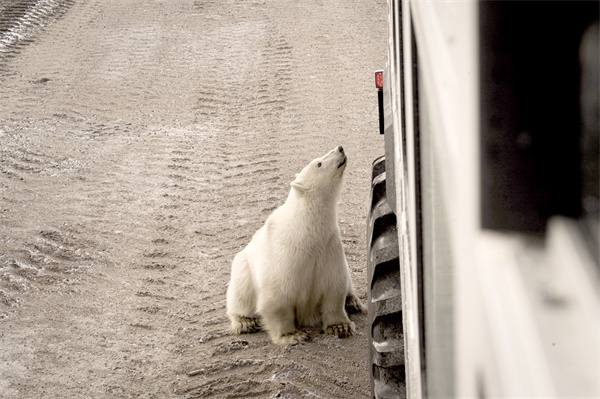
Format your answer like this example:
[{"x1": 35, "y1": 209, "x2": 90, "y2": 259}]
[{"x1": 0, "y1": 0, "x2": 386, "y2": 397}]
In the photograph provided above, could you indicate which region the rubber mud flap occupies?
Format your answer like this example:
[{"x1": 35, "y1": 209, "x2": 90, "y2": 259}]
[{"x1": 367, "y1": 156, "x2": 406, "y2": 398}]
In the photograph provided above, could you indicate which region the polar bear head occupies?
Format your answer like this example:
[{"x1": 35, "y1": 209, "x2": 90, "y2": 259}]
[{"x1": 291, "y1": 146, "x2": 347, "y2": 200}]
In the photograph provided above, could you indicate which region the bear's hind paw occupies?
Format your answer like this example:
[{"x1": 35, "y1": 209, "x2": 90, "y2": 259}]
[
  {"x1": 274, "y1": 330, "x2": 311, "y2": 346},
  {"x1": 345, "y1": 294, "x2": 366, "y2": 314},
  {"x1": 326, "y1": 322, "x2": 354, "y2": 339},
  {"x1": 231, "y1": 316, "x2": 261, "y2": 334}
]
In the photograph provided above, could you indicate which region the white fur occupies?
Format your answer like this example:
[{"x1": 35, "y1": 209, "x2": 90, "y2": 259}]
[{"x1": 226, "y1": 146, "x2": 364, "y2": 345}]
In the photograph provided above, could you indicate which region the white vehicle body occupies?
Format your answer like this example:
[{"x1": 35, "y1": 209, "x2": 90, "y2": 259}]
[{"x1": 368, "y1": 1, "x2": 599, "y2": 398}]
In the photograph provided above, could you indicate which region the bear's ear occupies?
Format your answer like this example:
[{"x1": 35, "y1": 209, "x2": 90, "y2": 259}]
[{"x1": 291, "y1": 180, "x2": 306, "y2": 193}]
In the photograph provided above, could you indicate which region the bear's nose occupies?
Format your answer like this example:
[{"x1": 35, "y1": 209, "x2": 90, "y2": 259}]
[{"x1": 338, "y1": 145, "x2": 344, "y2": 153}]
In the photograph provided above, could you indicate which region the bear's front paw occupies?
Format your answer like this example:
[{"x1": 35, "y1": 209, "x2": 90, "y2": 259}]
[
  {"x1": 326, "y1": 322, "x2": 354, "y2": 338},
  {"x1": 275, "y1": 330, "x2": 311, "y2": 346}
]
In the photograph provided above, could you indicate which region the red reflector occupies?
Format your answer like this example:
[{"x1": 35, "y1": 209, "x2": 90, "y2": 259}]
[{"x1": 375, "y1": 70, "x2": 383, "y2": 89}]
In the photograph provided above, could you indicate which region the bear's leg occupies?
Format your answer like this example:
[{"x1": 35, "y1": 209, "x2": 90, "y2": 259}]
[
  {"x1": 322, "y1": 290, "x2": 355, "y2": 338},
  {"x1": 226, "y1": 251, "x2": 261, "y2": 334},
  {"x1": 259, "y1": 304, "x2": 310, "y2": 345},
  {"x1": 320, "y1": 235, "x2": 355, "y2": 338}
]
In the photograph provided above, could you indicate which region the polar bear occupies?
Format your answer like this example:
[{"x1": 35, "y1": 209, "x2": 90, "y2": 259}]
[{"x1": 226, "y1": 146, "x2": 365, "y2": 345}]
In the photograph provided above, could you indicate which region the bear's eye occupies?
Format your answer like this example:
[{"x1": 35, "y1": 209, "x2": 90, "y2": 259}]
[{"x1": 317, "y1": 162, "x2": 322, "y2": 168}]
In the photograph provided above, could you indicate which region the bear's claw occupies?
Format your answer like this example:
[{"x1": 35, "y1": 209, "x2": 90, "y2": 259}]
[
  {"x1": 231, "y1": 316, "x2": 261, "y2": 334},
  {"x1": 275, "y1": 330, "x2": 311, "y2": 346},
  {"x1": 326, "y1": 322, "x2": 354, "y2": 338}
]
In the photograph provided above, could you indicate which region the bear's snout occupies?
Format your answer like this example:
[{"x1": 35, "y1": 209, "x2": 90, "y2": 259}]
[{"x1": 338, "y1": 145, "x2": 344, "y2": 153}]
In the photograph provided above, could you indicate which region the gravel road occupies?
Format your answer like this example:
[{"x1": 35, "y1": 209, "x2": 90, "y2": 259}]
[{"x1": 0, "y1": 0, "x2": 386, "y2": 397}]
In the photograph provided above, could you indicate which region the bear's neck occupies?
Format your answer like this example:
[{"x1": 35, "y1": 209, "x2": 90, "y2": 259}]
[{"x1": 285, "y1": 188, "x2": 340, "y2": 225}]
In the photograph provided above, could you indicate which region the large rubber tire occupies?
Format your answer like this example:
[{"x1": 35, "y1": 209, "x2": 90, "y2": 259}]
[{"x1": 367, "y1": 156, "x2": 406, "y2": 398}]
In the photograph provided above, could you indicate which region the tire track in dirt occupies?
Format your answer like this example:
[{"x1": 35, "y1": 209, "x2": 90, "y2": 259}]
[
  {"x1": 0, "y1": 116, "x2": 102, "y2": 321},
  {"x1": 0, "y1": 0, "x2": 76, "y2": 69}
]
